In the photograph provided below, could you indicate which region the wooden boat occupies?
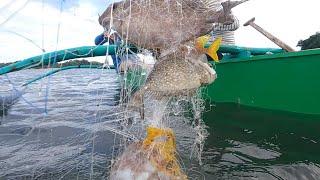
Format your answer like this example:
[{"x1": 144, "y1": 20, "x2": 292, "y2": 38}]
[
  {"x1": 1, "y1": 44, "x2": 319, "y2": 116},
  {"x1": 205, "y1": 46, "x2": 320, "y2": 116},
  {"x1": 122, "y1": 44, "x2": 320, "y2": 116}
]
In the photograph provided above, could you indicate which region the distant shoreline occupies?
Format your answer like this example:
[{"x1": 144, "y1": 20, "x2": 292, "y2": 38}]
[{"x1": 0, "y1": 59, "x2": 104, "y2": 69}]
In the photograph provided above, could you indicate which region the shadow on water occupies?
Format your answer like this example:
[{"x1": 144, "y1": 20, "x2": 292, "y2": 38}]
[
  {"x1": 0, "y1": 90, "x2": 23, "y2": 119},
  {"x1": 0, "y1": 69, "x2": 125, "y2": 179},
  {"x1": 2, "y1": 68, "x2": 320, "y2": 179},
  {"x1": 202, "y1": 102, "x2": 320, "y2": 179}
]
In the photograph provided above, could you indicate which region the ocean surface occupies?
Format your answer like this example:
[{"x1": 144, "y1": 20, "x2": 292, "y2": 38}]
[{"x1": 1, "y1": 69, "x2": 320, "y2": 180}]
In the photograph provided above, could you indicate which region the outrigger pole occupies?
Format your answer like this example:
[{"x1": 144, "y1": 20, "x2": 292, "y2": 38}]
[
  {"x1": 1, "y1": 44, "x2": 284, "y2": 77},
  {"x1": 0, "y1": 45, "x2": 121, "y2": 75},
  {"x1": 244, "y1": 17, "x2": 295, "y2": 52}
]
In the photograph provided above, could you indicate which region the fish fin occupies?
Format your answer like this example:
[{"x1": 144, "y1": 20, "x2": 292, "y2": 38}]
[
  {"x1": 139, "y1": 99, "x2": 145, "y2": 120},
  {"x1": 222, "y1": 0, "x2": 249, "y2": 12},
  {"x1": 206, "y1": 37, "x2": 222, "y2": 62},
  {"x1": 201, "y1": 0, "x2": 221, "y2": 10},
  {"x1": 195, "y1": 35, "x2": 210, "y2": 52},
  {"x1": 128, "y1": 88, "x2": 145, "y2": 119}
]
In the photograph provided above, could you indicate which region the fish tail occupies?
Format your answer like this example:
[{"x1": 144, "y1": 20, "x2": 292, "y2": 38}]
[{"x1": 206, "y1": 37, "x2": 222, "y2": 62}]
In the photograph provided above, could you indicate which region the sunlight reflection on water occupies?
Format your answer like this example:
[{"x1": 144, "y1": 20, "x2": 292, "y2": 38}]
[{"x1": 0, "y1": 69, "x2": 320, "y2": 179}]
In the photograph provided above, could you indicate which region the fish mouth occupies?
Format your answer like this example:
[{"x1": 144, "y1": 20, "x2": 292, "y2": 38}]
[
  {"x1": 208, "y1": 68, "x2": 217, "y2": 84},
  {"x1": 99, "y1": 17, "x2": 110, "y2": 28},
  {"x1": 201, "y1": 62, "x2": 217, "y2": 84}
]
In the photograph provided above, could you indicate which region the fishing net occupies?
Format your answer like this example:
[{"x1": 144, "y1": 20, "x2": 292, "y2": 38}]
[{"x1": 0, "y1": 0, "x2": 226, "y2": 179}]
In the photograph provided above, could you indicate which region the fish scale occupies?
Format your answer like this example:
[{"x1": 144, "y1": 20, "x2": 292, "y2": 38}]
[
  {"x1": 99, "y1": 0, "x2": 221, "y2": 52},
  {"x1": 129, "y1": 47, "x2": 216, "y2": 105},
  {"x1": 102, "y1": 1, "x2": 220, "y2": 179}
]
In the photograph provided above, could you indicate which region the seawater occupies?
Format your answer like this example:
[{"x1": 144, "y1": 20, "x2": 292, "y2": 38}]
[{"x1": 0, "y1": 69, "x2": 319, "y2": 179}]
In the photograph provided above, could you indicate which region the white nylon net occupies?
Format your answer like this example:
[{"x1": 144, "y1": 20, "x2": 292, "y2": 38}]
[{"x1": 0, "y1": 0, "x2": 227, "y2": 179}]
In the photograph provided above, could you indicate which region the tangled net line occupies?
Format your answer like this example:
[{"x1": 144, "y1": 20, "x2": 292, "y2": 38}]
[{"x1": 0, "y1": 0, "x2": 230, "y2": 179}]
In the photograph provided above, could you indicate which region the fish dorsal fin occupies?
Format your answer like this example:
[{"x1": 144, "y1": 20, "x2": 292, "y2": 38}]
[
  {"x1": 181, "y1": 0, "x2": 221, "y2": 12},
  {"x1": 201, "y1": 0, "x2": 223, "y2": 10}
]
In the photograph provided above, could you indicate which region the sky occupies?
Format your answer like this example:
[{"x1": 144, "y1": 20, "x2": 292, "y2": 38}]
[{"x1": 0, "y1": 0, "x2": 319, "y2": 63}]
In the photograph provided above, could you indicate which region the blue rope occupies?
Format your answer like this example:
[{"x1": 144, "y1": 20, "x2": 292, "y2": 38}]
[
  {"x1": 42, "y1": 0, "x2": 65, "y2": 114},
  {"x1": 5, "y1": 74, "x2": 46, "y2": 114}
]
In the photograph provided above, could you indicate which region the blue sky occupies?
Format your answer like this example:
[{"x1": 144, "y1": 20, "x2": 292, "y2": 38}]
[
  {"x1": 0, "y1": 0, "x2": 319, "y2": 63},
  {"x1": 0, "y1": 0, "x2": 110, "y2": 63}
]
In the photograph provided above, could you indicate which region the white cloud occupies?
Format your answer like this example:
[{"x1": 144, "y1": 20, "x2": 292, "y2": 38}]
[
  {"x1": 0, "y1": 1, "x2": 104, "y2": 63},
  {"x1": 0, "y1": 0, "x2": 319, "y2": 63},
  {"x1": 233, "y1": 0, "x2": 320, "y2": 49}
]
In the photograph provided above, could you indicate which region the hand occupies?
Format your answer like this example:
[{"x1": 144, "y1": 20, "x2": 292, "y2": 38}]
[
  {"x1": 104, "y1": 31, "x2": 115, "y2": 41},
  {"x1": 103, "y1": 31, "x2": 110, "y2": 38}
]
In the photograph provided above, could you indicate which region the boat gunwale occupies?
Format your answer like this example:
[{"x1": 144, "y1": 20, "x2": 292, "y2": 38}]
[{"x1": 215, "y1": 48, "x2": 320, "y2": 65}]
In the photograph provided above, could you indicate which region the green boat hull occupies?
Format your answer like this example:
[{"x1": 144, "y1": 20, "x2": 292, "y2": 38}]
[
  {"x1": 205, "y1": 48, "x2": 320, "y2": 115},
  {"x1": 3, "y1": 44, "x2": 318, "y2": 116}
]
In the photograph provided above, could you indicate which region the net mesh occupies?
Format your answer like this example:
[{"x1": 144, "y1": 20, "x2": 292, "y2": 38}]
[{"x1": 0, "y1": 0, "x2": 224, "y2": 179}]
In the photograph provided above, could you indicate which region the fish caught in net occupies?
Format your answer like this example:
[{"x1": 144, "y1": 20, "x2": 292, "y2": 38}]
[{"x1": 0, "y1": 0, "x2": 248, "y2": 179}]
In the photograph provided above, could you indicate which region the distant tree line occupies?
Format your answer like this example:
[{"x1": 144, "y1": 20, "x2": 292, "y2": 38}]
[
  {"x1": 52, "y1": 59, "x2": 103, "y2": 68},
  {"x1": 297, "y1": 32, "x2": 320, "y2": 50},
  {"x1": 0, "y1": 62, "x2": 14, "y2": 68},
  {"x1": 0, "y1": 59, "x2": 103, "y2": 68}
]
